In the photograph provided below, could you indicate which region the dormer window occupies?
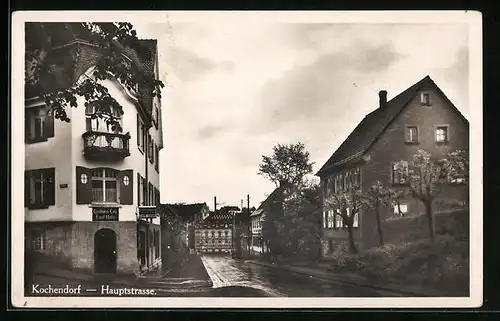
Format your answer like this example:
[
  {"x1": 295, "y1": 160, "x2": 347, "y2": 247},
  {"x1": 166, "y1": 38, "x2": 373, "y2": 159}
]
[{"x1": 421, "y1": 92, "x2": 431, "y2": 105}]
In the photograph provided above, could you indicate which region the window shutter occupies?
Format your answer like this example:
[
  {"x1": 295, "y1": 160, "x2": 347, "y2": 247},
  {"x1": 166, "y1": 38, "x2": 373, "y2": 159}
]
[
  {"x1": 44, "y1": 168, "x2": 56, "y2": 206},
  {"x1": 118, "y1": 169, "x2": 134, "y2": 205},
  {"x1": 43, "y1": 109, "x2": 55, "y2": 138},
  {"x1": 76, "y1": 166, "x2": 92, "y2": 204},
  {"x1": 136, "y1": 114, "x2": 140, "y2": 147},
  {"x1": 25, "y1": 171, "x2": 30, "y2": 207}
]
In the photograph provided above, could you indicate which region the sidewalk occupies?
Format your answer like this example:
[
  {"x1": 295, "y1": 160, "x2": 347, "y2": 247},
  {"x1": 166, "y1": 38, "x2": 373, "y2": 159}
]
[
  {"x1": 245, "y1": 259, "x2": 455, "y2": 297},
  {"x1": 31, "y1": 254, "x2": 212, "y2": 290}
]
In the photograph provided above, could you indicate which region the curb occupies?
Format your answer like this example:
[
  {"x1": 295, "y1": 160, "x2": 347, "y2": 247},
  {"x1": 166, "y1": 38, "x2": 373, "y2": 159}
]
[{"x1": 245, "y1": 260, "x2": 451, "y2": 297}]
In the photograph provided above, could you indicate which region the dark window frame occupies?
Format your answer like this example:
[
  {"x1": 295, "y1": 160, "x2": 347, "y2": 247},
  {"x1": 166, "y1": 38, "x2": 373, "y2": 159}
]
[
  {"x1": 90, "y1": 168, "x2": 118, "y2": 203},
  {"x1": 435, "y1": 125, "x2": 450, "y2": 144},
  {"x1": 25, "y1": 105, "x2": 54, "y2": 144},
  {"x1": 405, "y1": 125, "x2": 419, "y2": 144},
  {"x1": 25, "y1": 168, "x2": 55, "y2": 209},
  {"x1": 420, "y1": 92, "x2": 432, "y2": 106}
]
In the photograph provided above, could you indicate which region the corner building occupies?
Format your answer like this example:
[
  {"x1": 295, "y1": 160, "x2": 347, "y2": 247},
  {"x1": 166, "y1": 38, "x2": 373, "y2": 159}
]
[{"x1": 24, "y1": 24, "x2": 164, "y2": 275}]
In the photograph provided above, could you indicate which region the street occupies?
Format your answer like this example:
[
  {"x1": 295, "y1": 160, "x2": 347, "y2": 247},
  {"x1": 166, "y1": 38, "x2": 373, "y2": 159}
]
[
  {"x1": 27, "y1": 254, "x2": 405, "y2": 297},
  {"x1": 200, "y1": 254, "x2": 402, "y2": 297}
]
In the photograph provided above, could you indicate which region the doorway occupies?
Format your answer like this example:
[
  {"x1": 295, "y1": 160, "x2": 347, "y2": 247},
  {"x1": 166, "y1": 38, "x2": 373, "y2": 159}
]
[{"x1": 94, "y1": 228, "x2": 117, "y2": 274}]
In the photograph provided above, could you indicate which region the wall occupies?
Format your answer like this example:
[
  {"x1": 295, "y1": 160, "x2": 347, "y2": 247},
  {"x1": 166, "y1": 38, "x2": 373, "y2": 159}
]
[
  {"x1": 25, "y1": 222, "x2": 74, "y2": 265},
  {"x1": 381, "y1": 209, "x2": 469, "y2": 245},
  {"x1": 71, "y1": 221, "x2": 138, "y2": 275},
  {"x1": 25, "y1": 99, "x2": 74, "y2": 222}
]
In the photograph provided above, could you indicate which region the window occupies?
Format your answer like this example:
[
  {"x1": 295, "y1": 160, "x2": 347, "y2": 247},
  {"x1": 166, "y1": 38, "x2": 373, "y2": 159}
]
[
  {"x1": 435, "y1": 126, "x2": 449, "y2": 143},
  {"x1": 405, "y1": 126, "x2": 419, "y2": 143},
  {"x1": 391, "y1": 162, "x2": 409, "y2": 185},
  {"x1": 421, "y1": 92, "x2": 431, "y2": 105},
  {"x1": 146, "y1": 182, "x2": 153, "y2": 206},
  {"x1": 149, "y1": 136, "x2": 154, "y2": 164},
  {"x1": 91, "y1": 168, "x2": 117, "y2": 203},
  {"x1": 334, "y1": 212, "x2": 344, "y2": 228},
  {"x1": 85, "y1": 104, "x2": 121, "y2": 133},
  {"x1": 32, "y1": 229, "x2": 46, "y2": 251},
  {"x1": 393, "y1": 203, "x2": 408, "y2": 216},
  {"x1": 326, "y1": 210, "x2": 335, "y2": 228},
  {"x1": 155, "y1": 145, "x2": 160, "y2": 172},
  {"x1": 25, "y1": 168, "x2": 55, "y2": 208},
  {"x1": 25, "y1": 106, "x2": 54, "y2": 143},
  {"x1": 137, "y1": 115, "x2": 145, "y2": 152},
  {"x1": 352, "y1": 211, "x2": 359, "y2": 228}
]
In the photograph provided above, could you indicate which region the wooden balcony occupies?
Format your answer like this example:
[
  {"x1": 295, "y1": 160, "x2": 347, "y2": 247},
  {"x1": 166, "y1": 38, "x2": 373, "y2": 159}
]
[{"x1": 82, "y1": 131, "x2": 131, "y2": 161}]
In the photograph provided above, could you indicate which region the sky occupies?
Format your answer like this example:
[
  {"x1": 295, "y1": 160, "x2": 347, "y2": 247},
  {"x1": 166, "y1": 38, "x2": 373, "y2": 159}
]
[{"x1": 133, "y1": 15, "x2": 470, "y2": 210}]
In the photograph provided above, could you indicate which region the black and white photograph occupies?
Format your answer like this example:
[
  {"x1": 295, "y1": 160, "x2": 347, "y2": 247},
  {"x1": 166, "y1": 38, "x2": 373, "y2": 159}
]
[{"x1": 11, "y1": 11, "x2": 482, "y2": 308}]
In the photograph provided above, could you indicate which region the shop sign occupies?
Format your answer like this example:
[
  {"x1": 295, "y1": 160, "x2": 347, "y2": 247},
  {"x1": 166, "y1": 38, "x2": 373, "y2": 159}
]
[{"x1": 92, "y1": 207, "x2": 119, "y2": 221}]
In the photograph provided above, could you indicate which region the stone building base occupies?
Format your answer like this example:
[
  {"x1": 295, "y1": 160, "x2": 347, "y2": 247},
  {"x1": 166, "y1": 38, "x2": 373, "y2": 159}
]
[{"x1": 25, "y1": 221, "x2": 161, "y2": 276}]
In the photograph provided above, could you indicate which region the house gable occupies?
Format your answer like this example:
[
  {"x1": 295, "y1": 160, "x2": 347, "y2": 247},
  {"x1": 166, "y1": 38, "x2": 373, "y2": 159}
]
[{"x1": 316, "y1": 75, "x2": 469, "y2": 177}]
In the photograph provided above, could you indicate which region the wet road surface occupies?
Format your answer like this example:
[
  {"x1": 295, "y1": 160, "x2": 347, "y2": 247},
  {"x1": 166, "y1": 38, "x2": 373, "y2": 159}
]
[{"x1": 200, "y1": 255, "x2": 402, "y2": 297}]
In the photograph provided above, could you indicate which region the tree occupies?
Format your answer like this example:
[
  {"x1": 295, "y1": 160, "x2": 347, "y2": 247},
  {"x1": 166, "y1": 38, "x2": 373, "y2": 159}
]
[
  {"x1": 394, "y1": 149, "x2": 445, "y2": 241},
  {"x1": 258, "y1": 142, "x2": 314, "y2": 188},
  {"x1": 324, "y1": 187, "x2": 363, "y2": 254},
  {"x1": 361, "y1": 181, "x2": 392, "y2": 246},
  {"x1": 160, "y1": 208, "x2": 189, "y2": 268},
  {"x1": 25, "y1": 22, "x2": 164, "y2": 131},
  {"x1": 442, "y1": 149, "x2": 469, "y2": 206},
  {"x1": 258, "y1": 142, "x2": 314, "y2": 257},
  {"x1": 283, "y1": 179, "x2": 323, "y2": 259}
]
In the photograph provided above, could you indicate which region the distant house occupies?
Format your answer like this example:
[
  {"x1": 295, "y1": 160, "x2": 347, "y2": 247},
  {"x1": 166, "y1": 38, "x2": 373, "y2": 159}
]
[
  {"x1": 316, "y1": 75, "x2": 469, "y2": 257},
  {"x1": 195, "y1": 210, "x2": 234, "y2": 254},
  {"x1": 250, "y1": 188, "x2": 285, "y2": 255}
]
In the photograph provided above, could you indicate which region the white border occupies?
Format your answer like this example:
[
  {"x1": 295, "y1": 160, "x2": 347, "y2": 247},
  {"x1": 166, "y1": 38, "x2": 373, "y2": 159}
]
[{"x1": 11, "y1": 10, "x2": 483, "y2": 309}]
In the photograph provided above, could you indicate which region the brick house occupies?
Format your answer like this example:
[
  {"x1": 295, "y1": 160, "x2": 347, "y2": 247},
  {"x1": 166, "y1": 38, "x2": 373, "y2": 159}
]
[
  {"x1": 316, "y1": 75, "x2": 469, "y2": 257},
  {"x1": 24, "y1": 23, "x2": 164, "y2": 275}
]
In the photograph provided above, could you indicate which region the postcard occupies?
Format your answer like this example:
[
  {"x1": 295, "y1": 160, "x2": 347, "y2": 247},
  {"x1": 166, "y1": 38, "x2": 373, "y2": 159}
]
[{"x1": 11, "y1": 10, "x2": 482, "y2": 308}]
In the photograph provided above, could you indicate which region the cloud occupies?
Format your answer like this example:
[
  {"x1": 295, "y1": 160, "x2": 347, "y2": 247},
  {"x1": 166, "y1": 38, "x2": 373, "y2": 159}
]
[
  {"x1": 195, "y1": 123, "x2": 229, "y2": 140},
  {"x1": 169, "y1": 47, "x2": 234, "y2": 82},
  {"x1": 438, "y1": 45, "x2": 469, "y2": 112},
  {"x1": 254, "y1": 42, "x2": 403, "y2": 132}
]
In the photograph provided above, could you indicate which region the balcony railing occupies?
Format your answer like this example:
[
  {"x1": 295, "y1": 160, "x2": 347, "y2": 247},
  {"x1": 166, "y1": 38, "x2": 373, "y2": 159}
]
[{"x1": 82, "y1": 131, "x2": 131, "y2": 161}]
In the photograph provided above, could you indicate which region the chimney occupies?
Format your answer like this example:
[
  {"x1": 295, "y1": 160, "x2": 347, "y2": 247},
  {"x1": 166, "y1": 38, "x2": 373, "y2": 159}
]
[
  {"x1": 214, "y1": 196, "x2": 217, "y2": 212},
  {"x1": 379, "y1": 90, "x2": 387, "y2": 108}
]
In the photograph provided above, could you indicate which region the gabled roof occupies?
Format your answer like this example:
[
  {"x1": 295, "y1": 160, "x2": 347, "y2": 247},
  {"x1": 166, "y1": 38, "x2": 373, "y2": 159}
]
[
  {"x1": 219, "y1": 206, "x2": 241, "y2": 212},
  {"x1": 250, "y1": 187, "x2": 284, "y2": 217},
  {"x1": 316, "y1": 75, "x2": 469, "y2": 176},
  {"x1": 200, "y1": 210, "x2": 233, "y2": 227}
]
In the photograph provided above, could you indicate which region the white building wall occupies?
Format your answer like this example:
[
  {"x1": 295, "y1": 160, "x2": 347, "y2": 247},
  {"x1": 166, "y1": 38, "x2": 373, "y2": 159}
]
[
  {"x1": 71, "y1": 77, "x2": 145, "y2": 222},
  {"x1": 25, "y1": 99, "x2": 74, "y2": 222}
]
